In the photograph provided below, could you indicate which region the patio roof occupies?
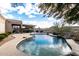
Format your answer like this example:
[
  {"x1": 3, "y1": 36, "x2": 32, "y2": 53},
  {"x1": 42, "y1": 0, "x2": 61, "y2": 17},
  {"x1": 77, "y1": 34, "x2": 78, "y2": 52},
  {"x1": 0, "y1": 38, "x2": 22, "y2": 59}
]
[{"x1": 22, "y1": 24, "x2": 35, "y2": 27}]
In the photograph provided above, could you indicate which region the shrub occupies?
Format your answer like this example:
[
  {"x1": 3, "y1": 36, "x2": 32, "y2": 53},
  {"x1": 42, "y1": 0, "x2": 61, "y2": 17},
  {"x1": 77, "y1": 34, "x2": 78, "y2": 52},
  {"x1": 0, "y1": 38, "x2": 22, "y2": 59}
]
[
  {"x1": 0, "y1": 33, "x2": 8, "y2": 37},
  {"x1": 72, "y1": 31, "x2": 79, "y2": 41},
  {"x1": 6, "y1": 32, "x2": 11, "y2": 35},
  {"x1": 0, "y1": 35, "x2": 6, "y2": 41},
  {"x1": 49, "y1": 22, "x2": 73, "y2": 39},
  {"x1": 0, "y1": 32, "x2": 11, "y2": 41}
]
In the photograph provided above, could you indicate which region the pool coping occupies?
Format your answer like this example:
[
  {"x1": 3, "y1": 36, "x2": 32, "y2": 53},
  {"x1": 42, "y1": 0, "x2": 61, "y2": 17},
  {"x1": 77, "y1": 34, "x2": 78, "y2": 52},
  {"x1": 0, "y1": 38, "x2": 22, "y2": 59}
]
[{"x1": 16, "y1": 37, "x2": 33, "y2": 55}]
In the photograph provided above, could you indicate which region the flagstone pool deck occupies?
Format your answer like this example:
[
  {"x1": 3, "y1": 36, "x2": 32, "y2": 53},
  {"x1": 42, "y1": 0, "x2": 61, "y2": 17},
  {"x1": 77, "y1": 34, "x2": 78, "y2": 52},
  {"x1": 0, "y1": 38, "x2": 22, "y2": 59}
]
[
  {"x1": 66, "y1": 39, "x2": 79, "y2": 55},
  {"x1": 0, "y1": 33, "x2": 79, "y2": 56},
  {"x1": 0, "y1": 33, "x2": 32, "y2": 56}
]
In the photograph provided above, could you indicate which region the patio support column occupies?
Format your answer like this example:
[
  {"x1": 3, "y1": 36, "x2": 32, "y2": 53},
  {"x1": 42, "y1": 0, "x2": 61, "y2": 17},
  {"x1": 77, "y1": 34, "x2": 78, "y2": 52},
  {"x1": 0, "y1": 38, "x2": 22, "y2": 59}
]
[{"x1": 20, "y1": 25, "x2": 22, "y2": 33}]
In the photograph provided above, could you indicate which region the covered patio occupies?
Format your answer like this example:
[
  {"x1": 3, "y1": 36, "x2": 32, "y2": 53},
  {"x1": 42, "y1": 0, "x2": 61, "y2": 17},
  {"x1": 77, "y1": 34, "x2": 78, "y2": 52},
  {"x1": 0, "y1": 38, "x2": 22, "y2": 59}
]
[
  {"x1": 22, "y1": 24, "x2": 35, "y2": 33},
  {"x1": 5, "y1": 19, "x2": 22, "y2": 33},
  {"x1": 12, "y1": 24, "x2": 22, "y2": 33}
]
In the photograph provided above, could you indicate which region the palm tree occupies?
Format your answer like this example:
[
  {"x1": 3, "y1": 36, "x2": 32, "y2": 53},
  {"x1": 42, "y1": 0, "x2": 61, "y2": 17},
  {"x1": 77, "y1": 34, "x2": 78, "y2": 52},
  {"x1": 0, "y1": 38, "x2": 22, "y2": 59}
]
[{"x1": 38, "y1": 3, "x2": 79, "y2": 24}]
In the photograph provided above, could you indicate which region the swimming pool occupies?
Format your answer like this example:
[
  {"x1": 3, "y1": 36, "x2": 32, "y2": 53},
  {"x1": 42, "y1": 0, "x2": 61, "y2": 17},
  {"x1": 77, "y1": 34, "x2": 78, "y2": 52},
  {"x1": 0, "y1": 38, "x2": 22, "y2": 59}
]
[{"x1": 17, "y1": 34, "x2": 72, "y2": 56}]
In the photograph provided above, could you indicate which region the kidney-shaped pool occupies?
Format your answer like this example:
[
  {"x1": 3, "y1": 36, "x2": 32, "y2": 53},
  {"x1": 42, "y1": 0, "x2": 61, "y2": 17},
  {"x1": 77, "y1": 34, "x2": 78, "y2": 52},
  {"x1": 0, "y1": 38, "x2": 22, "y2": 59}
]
[{"x1": 17, "y1": 34, "x2": 72, "y2": 56}]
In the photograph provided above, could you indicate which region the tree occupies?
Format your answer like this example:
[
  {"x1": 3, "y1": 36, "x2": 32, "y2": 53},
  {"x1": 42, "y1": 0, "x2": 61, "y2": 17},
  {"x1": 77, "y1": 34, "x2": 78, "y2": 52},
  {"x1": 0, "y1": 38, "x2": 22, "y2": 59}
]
[
  {"x1": 38, "y1": 3, "x2": 79, "y2": 24},
  {"x1": 49, "y1": 22, "x2": 72, "y2": 37}
]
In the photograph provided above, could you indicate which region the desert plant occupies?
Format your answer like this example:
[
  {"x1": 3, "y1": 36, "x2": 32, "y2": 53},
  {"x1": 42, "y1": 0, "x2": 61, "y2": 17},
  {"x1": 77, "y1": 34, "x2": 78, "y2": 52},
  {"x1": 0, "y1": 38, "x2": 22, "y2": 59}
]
[
  {"x1": 72, "y1": 31, "x2": 79, "y2": 41},
  {"x1": 50, "y1": 22, "x2": 72, "y2": 38}
]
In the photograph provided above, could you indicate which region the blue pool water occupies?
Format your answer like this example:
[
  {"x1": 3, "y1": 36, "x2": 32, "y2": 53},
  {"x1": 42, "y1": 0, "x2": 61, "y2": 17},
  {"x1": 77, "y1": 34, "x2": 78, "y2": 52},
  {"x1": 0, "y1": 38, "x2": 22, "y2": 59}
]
[{"x1": 17, "y1": 34, "x2": 72, "y2": 56}]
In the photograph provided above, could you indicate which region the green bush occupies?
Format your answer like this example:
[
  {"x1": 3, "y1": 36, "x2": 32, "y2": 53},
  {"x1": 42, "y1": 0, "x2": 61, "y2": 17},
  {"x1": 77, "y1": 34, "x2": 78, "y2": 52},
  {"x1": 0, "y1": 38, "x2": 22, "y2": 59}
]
[
  {"x1": 0, "y1": 33, "x2": 8, "y2": 37},
  {"x1": 72, "y1": 31, "x2": 79, "y2": 41},
  {"x1": 0, "y1": 32, "x2": 11, "y2": 41},
  {"x1": 49, "y1": 22, "x2": 73, "y2": 39},
  {"x1": 0, "y1": 35, "x2": 6, "y2": 41},
  {"x1": 6, "y1": 32, "x2": 11, "y2": 35}
]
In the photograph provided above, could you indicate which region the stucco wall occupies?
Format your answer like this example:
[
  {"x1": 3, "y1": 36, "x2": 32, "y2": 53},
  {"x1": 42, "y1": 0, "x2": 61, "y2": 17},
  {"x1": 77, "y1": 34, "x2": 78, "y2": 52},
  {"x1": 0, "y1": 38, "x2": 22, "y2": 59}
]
[
  {"x1": 7, "y1": 19, "x2": 22, "y2": 25},
  {"x1": 5, "y1": 20, "x2": 13, "y2": 33},
  {"x1": 5, "y1": 19, "x2": 22, "y2": 33},
  {"x1": 0, "y1": 15, "x2": 6, "y2": 33}
]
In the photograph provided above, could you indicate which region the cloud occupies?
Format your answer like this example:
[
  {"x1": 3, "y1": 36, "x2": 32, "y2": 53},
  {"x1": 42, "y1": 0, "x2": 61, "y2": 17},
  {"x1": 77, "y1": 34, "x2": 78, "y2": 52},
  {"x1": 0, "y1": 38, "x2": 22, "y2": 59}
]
[
  {"x1": 0, "y1": 3, "x2": 17, "y2": 14},
  {"x1": 48, "y1": 17, "x2": 54, "y2": 21},
  {"x1": 0, "y1": 3, "x2": 17, "y2": 19},
  {"x1": 23, "y1": 20, "x2": 53, "y2": 28},
  {"x1": 0, "y1": 3, "x2": 42, "y2": 19},
  {"x1": 0, "y1": 3, "x2": 36, "y2": 19},
  {"x1": 0, "y1": 0, "x2": 30, "y2": 3},
  {"x1": 0, "y1": 3, "x2": 10, "y2": 13},
  {"x1": 16, "y1": 3, "x2": 36, "y2": 18},
  {"x1": 28, "y1": 15, "x2": 36, "y2": 18},
  {"x1": 0, "y1": 0, "x2": 55, "y2": 3},
  {"x1": 2, "y1": 14, "x2": 15, "y2": 19},
  {"x1": 17, "y1": 3, "x2": 32, "y2": 15},
  {"x1": 16, "y1": 4, "x2": 37, "y2": 18},
  {"x1": 16, "y1": 3, "x2": 41, "y2": 18},
  {"x1": 16, "y1": 6, "x2": 25, "y2": 14},
  {"x1": 47, "y1": 17, "x2": 65, "y2": 25}
]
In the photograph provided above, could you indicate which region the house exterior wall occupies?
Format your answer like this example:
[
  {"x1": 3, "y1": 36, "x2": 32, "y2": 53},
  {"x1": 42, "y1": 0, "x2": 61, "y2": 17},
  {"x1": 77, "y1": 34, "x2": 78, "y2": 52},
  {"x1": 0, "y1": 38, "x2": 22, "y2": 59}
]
[
  {"x1": 0, "y1": 15, "x2": 35, "y2": 33},
  {"x1": 7, "y1": 19, "x2": 22, "y2": 25},
  {"x1": 5, "y1": 19, "x2": 22, "y2": 33},
  {"x1": 0, "y1": 15, "x2": 6, "y2": 34},
  {"x1": 0, "y1": 16, "x2": 23, "y2": 33},
  {"x1": 5, "y1": 20, "x2": 12, "y2": 33}
]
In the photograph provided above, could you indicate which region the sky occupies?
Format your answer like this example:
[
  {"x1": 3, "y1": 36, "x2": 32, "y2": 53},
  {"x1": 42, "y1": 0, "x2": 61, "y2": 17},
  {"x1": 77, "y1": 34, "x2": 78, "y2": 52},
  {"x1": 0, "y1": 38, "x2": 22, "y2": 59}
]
[
  {"x1": 0, "y1": 3, "x2": 63, "y2": 28},
  {"x1": 0, "y1": 0, "x2": 79, "y2": 3},
  {"x1": 0, "y1": 3, "x2": 78, "y2": 28}
]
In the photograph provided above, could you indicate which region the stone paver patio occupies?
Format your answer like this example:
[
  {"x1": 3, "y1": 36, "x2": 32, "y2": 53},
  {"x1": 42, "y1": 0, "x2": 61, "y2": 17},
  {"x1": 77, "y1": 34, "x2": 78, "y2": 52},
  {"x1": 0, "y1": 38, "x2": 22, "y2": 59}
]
[
  {"x1": 66, "y1": 39, "x2": 79, "y2": 56},
  {"x1": 0, "y1": 33, "x2": 32, "y2": 56}
]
